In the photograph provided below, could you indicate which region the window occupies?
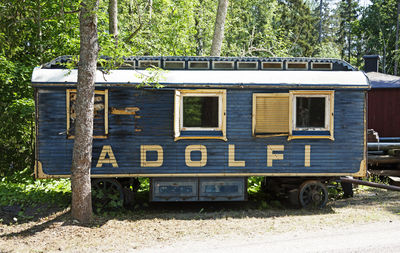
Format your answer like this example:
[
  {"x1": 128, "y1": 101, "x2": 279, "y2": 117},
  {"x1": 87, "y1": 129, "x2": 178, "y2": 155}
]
[
  {"x1": 174, "y1": 89, "x2": 226, "y2": 141},
  {"x1": 238, "y1": 62, "x2": 258, "y2": 70},
  {"x1": 289, "y1": 90, "x2": 334, "y2": 140},
  {"x1": 163, "y1": 61, "x2": 185, "y2": 70},
  {"x1": 66, "y1": 89, "x2": 108, "y2": 139},
  {"x1": 252, "y1": 93, "x2": 289, "y2": 136},
  {"x1": 311, "y1": 62, "x2": 332, "y2": 70},
  {"x1": 261, "y1": 62, "x2": 283, "y2": 70},
  {"x1": 253, "y1": 90, "x2": 334, "y2": 140},
  {"x1": 188, "y1": 61, "x2": 209, "y2": 69},
  {"x1": 138, "y1": 60, "x2": 160, "y2": 69},
  {"x1": 286, "y1": 62, "x2": 308, "y2": 70},
  {"x1": 295, "y1": 97, "x2": 326, "y2": 128},
  {"x1": 212, "y1": 61, "x2": 234, "y2": 70}
]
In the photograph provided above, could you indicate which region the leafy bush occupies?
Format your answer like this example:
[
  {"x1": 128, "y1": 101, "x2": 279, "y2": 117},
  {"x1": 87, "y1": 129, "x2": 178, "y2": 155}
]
[
  {"x1": 247, "y1": 176, "x2": 263, "y2": 194},
  {"x1": 0, "y1": 175, "x2": 71, "y2": 207}
]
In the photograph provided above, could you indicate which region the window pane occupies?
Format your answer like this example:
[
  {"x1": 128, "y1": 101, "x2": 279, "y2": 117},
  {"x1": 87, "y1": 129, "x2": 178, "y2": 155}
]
[
  {"x1": 296, "y1": 97, "x2": 325, "y2": 128},
  {"x1": 183, "y1": 97, "x2": 219, "y2": 127}
]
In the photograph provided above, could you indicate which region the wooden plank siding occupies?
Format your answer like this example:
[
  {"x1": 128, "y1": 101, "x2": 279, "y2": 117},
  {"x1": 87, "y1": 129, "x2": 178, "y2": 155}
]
[
  {"x1": 35, "y1": 87, "x2": 366, "y2": 177},
  {"x1": 368, "y1": 88, "x2": 400, "y2": 137}
]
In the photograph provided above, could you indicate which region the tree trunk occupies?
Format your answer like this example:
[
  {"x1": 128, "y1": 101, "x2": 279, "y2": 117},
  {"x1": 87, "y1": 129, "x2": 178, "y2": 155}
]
[
  {"x1": 149, "y1": 0, "x2": 153, "y2": 19},
  {"x1": 71, "y1": 0, "x2": 99, "y2": 224},
  {"x1": 318, "y1": 0, "x2": 322, "y2": 44},
  {"x1": 37, "y1": 0, "x2": 43, "y2": 64},
  {"x1": 194, "y1": 0, "x2": 204, "y2": 56},
  {"x1": 395, "y1": 0, "x2": 399, "y2": 76},
  {"x1": 210, "y1": 0, "x2": 228, "y2": 56},
  {"x1": 109, "y1": 0, "x2": 118, "y2": 46}
]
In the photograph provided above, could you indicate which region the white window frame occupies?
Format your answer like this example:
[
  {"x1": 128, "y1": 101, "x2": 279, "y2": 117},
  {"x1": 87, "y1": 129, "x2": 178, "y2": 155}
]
[
  {"x1": 174, "y1": 89, "x2": 227, "y2": 141},
  {"x1": 289, "y1": 90, "x2": 334, "y2": 140},
  {"x1": 293, "y1": 94, "x2": 330, "y2": 131}
]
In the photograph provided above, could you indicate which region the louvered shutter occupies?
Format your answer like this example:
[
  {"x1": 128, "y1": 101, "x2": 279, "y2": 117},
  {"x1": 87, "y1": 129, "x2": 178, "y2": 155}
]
[{"x1": 255, "y1": 94, "x2": 289, "y2": 134}]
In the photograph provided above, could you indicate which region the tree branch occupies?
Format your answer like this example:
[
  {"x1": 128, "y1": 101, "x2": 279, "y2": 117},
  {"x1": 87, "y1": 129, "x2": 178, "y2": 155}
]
[
  {"x1": 126, "y1": 0, "x2": 146, "y2": 42},
  {"x1": 5, "y1": 0, "x2": 80, "y2": 28}
]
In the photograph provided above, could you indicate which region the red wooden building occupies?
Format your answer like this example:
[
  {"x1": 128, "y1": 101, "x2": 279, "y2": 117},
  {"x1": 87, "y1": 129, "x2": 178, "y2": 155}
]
[{"x1": 365, "y1": 56, "x2": 400, "y2": 138}]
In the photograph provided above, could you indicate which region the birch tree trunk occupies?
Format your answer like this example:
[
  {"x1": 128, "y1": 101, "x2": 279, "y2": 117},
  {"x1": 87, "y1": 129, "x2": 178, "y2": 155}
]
[
  {"x1": 71, "y1": 0, "x2": 99, "y2": 223},
  {"x1": 210, "y1": 0, "x2": 228, "y2": 56},
  {"x1": 395, "y1": 0, "x2": 399, "y2": 75},
  {"x1": 109, "y1": 0, "x2": 118, "y2": 46}
]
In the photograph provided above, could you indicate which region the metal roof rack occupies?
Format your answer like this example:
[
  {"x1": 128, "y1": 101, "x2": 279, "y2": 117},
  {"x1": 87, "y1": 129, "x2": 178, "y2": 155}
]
[{"x1": 41, "y1": 55, "x2": 357, "y2": 71}]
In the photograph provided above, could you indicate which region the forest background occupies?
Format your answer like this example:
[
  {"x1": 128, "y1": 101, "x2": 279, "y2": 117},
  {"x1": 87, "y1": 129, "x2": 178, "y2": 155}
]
[{"x1": 0, "y1": 0, "x2": 399, "y2": 178}]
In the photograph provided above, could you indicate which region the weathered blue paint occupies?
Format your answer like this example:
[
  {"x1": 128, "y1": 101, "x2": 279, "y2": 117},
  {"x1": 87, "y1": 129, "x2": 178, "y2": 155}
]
[
  {"x1": 35, "y1": 87, "x2": 366, "y2": 176},
  {"x1": 151, "y1": 177, "x2": 247, "y2": 201},
  {"x1": 33, "y1": 56, "x2": 368, "y2": 184}
]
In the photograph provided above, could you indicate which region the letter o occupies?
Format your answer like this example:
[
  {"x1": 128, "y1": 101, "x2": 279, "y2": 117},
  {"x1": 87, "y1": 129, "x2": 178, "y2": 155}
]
[{"x1": 185, "y1": 145, "x2": 207, "y2": 167}]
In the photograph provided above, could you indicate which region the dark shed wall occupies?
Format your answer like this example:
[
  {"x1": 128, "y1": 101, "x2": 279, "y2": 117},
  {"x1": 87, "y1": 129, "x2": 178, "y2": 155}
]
[
  {"x1": 368, "y1": 88, "x2": 400, "y2": 137},
  {"x1": 36, "y1": 87, "x2": 365, "y2": 176}
]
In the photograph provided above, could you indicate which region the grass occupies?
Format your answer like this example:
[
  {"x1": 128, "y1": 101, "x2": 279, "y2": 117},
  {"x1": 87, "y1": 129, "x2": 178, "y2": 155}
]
[
  {"x1": 0, "y1": 171, "x2": 71, "y2": 223},
  {"x1": 0, "y1": 176, "x2": 71, "y2": 207},
  {"x1": 1, "y1": 171, "x2": 398, "y2": 224}
]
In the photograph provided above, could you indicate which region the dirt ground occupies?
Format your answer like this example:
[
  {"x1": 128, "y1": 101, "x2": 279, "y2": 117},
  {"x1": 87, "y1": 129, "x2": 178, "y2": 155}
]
[{"x1": 1, "y1": 187, "x2": 399, "y2": 253}]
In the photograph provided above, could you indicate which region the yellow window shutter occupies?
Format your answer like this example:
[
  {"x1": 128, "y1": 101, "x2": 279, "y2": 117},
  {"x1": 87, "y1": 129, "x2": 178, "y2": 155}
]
[{"x1": 254, "y1": 94, "x2": 289, "y2": 134}]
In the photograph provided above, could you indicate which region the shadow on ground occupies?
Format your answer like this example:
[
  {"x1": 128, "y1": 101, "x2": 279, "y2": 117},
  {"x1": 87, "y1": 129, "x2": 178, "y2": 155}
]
[
  {"x1": 0, "y1": 180, "x2": 70, "y2": 225},
  {"x1": 1, "y1": 186, "x2": 399, "y2": 240}
]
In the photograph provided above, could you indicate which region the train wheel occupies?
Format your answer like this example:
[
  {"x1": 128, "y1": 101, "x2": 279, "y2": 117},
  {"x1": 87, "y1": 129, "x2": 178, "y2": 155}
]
[
  {"x1": 298, "y1": 180, "x2": 328, "y2": 208},
  {"x1": 92, "y1": 178, "x2": 124, "y2": 211}
]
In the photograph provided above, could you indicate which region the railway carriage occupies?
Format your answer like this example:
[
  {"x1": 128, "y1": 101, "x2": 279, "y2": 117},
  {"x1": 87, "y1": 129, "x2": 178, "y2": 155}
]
[{"x1": 32, "y1": 56, "x2": 369, "y2": 207}]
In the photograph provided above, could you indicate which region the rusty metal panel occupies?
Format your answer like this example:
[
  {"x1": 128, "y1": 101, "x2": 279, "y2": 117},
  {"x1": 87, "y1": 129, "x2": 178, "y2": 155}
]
[
  {"x1": 151, "y1": 178, "x2": 198, "y2": 202},
  {"x1": 368, "y1": 89, "x2": 400, "y2": 137},
  {"x1": 199, "y1": 177, "x2": 247, "y2": 201}
]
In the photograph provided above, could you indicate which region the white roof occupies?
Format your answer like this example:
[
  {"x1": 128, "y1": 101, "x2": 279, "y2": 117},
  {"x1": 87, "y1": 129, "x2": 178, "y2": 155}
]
[{"x1": 32, "y1": 68, "x2": 369, "y2": 88}]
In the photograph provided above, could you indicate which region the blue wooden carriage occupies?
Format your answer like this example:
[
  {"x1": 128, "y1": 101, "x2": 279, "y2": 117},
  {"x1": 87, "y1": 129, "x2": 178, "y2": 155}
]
[{"x1": 32, "y1": 56, "x2": 369, "y2": 207}]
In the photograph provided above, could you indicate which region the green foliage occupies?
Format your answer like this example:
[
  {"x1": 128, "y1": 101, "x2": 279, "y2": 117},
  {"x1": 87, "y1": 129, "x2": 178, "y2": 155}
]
[
  {"x1": 0, "y1": 97, "x2": 35, "y2": 177},
  {"x1": 358, "y1": 0, "x2": 399, "y2": 74},
  {"x1": 247, "y1": 176, "x2": 263, "y2": 194},
  {"x1": 225, "y1": 0, "x2": 290, "y2": 57},
  {"x1": 314, "y1": 42, "x2": 341, "y2": 58},
  {"x1": 0, "y1": 175, "x2": 71, "y2": 208},
  {"x1": 138, "y1": 177, "x2": 150, "y2": 192},
  {"x1": 335, "y1": 0, "x2": 361, "y2": 62},
  {"x1": 276, "y1": 0, "x2": 319, "y2": 57},
  {"x1": 92, "y1": 187, "x2": 123, "y2": 214},
  {"x1": 135, "y1": 67, "x2": 167, "y2": 89}
]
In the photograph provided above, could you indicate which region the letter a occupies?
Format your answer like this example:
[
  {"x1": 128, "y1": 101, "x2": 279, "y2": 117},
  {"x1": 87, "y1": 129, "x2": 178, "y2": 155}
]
[{"x1": 96, "y1": 145, "x2": 119, "y2": 168}]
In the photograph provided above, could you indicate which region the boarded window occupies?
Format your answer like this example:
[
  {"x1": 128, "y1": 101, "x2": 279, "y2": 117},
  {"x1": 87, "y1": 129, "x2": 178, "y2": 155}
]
[
  {"x1": 253, "y1": 94, "x2": 289, "y2": 135},
  {"x1": 67, "y1": 89, "x2": 108, "y2": 139}
]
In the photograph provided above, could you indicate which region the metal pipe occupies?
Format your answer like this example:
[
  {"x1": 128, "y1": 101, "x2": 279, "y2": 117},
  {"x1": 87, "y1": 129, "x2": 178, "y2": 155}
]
[
  {"x1": 340, "y1": 177, "x2": 400, "y2": 192},
  {"x1": 368, "y1": 142, "x2": 400, "y2": 151},
  {"x1": 379, "y1": 137, "x2": 400, "y2": 142},
  {"x1": 369, "y1": 170, "x2": 400, "y2": 177},
  {"x1": 368, "y1": 155, "x2": 400, "y2": 164}
]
